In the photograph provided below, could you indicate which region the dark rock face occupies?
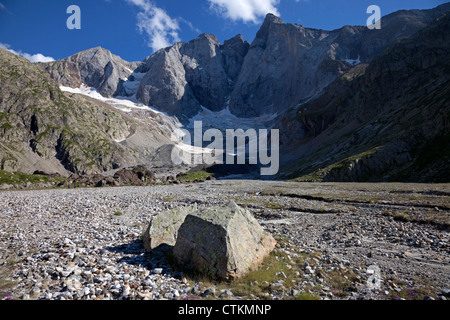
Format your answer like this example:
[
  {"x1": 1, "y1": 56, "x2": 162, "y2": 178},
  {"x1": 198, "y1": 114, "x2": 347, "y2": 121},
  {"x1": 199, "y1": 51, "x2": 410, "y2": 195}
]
[
  {"x1": 229, "y1": 6, "x2": 450, "y2": 117},
  {"x1": 277, "y1": 12, "x2": 450, "y2": 182},
  {"x1": 134, "y1": 5, "x2": 450, "y2": 119},
  {"x1": 113, "y1": 166, "x2": 155, "y2": 185}
]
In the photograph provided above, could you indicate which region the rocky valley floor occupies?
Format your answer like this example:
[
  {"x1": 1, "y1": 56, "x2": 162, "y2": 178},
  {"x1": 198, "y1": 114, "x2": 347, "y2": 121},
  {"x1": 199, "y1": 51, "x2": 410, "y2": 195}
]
[{"x1": 0, "y1": 180, "x2": 448, "y2": 301}]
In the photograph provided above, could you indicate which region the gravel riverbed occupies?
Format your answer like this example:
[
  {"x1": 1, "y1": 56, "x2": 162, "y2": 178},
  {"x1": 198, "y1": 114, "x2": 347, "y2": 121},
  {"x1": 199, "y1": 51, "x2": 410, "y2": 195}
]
[{"x1": 0, "y1": 180, "x2": 449, "y2": 300}]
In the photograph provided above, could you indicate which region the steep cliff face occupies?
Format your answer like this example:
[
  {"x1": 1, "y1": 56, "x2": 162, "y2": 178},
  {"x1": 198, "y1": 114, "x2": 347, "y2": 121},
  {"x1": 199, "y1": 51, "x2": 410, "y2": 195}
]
[
  {"x1": 277, "y1": 12, "x2": 450, "y2": 182},
  {"x1": 229, "y1": 14, "x2": 351, "y2": 117},
  {"x1": 136, "y1": 33, "x2": 249, "y2": 120},
  {"x1": 0, "y1": 49, "x2": 173, "y2": 175},
  {"x1": 229, "y1": 4, "x2": 450, "y2": 117}
]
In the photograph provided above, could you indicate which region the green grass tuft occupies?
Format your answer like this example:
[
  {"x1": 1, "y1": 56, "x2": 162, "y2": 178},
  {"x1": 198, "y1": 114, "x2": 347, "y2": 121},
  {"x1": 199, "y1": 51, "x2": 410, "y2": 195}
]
[{"x1": 178, "y1": 170, "x2": 213, "y2": 182}]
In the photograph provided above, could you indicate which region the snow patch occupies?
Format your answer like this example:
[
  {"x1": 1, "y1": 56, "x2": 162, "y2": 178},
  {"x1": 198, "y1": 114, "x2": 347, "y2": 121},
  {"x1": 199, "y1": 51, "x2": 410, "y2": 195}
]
[
  {"x1": 59, "y1": 84, "x2": 165, "y2": 115},
  {"x1": 343, "y1": 55, "x2": 361, "y2": 66},
  {"x1": 187, "y1": 106, "x2": 277, "y2": 131}
]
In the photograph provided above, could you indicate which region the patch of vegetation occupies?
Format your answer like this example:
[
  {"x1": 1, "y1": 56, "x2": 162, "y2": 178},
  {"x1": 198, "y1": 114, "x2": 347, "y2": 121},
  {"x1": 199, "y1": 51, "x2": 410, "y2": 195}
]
[
  {"x1": 295, "y1": 292, "x2": 320, "y2": 300},
  {"x1": 290, "y1": 147, "x2": 381, "y2": 182},
  {"x1": 263, "y1": 202, "x2": 286, "y2": 210},
  {"x1": 0, "y1": 274, "x2": 16, "y2": 299},
  {"x1": 114, "y1": 211, "x2": 123, "y2": 217},
  {"x1": 0, "y1": 122, "x2": 13, "y2": 130},
  {"x1": 341, "y1": 64, "x2": 368, "y2": 82},
  {"x1": 327, "y1": 268, "x2": 360, "y2": 298},
  {"x1": 181, "y1": 238, "x2": 321, "y2": 300},
  {"x1": 0, "y1": 170, "x2": 46, "y2": 185},
  {"x1": 386, "y1": 287, "x2": 437, "y2": 301},
  {"x1": 178, "y1": 170, "x2": 213, "y2": 182},
  {"x1": 0, "y1": 112, "x2": 13, "y2": 131},
  {"x1": 162, "y1": 195, "x2": 177, "y2": 202},
  {"x1": 0, "y1": 170, "x2": 66, "y2": 187},
  {"x1": 382, "y1": 209, "x2": 449, "y2": 229}
]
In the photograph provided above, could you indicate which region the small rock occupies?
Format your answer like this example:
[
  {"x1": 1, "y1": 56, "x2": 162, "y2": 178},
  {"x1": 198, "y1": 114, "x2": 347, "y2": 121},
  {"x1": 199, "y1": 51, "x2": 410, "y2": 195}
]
[
  {"x1": 121, "y1": 285, "x2": 131, "y2": 297},
  {"x1": 152, "y1": 268, "x2": 163, "y2": 275},
  {"x1": 220, "y1": 289, "x2": 233, "y2": 297},
  {"x1": 270, "y1": 282, "x2": 284, "y2": 290},
  {"x1": 82, "y1": 287, "x2": 90, "y2": 297},
  {"x1": 202, "y1": 287, "x2": 216, "y2": 297},
  {"x1": 305, "y1": 266, "x2": 314, "y2": 274},
  {"x1": 164, "y1": 292, "x2": 174, "y2": 299},
  {"x1": 441, "y1": 289, "x2": 450, "y2": 297},
  {"x1": 137, "y1": 292, "x2": 153, "y2": 300}
]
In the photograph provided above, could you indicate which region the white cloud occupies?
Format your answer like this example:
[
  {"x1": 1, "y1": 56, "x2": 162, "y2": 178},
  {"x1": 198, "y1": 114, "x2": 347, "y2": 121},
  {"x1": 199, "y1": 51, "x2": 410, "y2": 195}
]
[
  {"x1": 126, "y1": 0, "x2": 181, "y2": 52},
  {"x1": 208, "y1": 0, "x2": 280, "y2": 23},
  {"x1": 0, "y1": 43, "x2": 55, "y2": 63},
  {"x1": 0, "y1": 2, "x2": 12, "y2": 15}
]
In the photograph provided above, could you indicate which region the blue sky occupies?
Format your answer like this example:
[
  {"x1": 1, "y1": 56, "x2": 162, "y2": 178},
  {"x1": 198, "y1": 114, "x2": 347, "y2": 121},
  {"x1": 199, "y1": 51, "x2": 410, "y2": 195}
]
[{"x1": 0, "y1": 0, "x2": 448, "y2": 62}]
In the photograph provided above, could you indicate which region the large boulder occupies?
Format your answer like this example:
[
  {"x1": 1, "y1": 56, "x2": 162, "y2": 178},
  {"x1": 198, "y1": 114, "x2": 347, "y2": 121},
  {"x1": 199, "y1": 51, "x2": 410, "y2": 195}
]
[
  {"x1": 113, "y1": 166, "x2": 155, "y2": 186},
  {"x1": 172, "y1": 201, "x2": 276, "y2": 280},
  {"x1": 142, "y1": 204, "x2": 197, "y2": 252}
]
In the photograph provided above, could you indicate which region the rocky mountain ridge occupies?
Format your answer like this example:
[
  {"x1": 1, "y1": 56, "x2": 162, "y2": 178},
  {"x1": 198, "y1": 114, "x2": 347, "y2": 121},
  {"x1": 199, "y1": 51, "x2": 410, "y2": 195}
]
[
  {"x1": 41, "y1": 3, "x2": 450, "y2": 120},
  {"x1": 1, "y1": 3, "x2": 449, "y2": 182}
]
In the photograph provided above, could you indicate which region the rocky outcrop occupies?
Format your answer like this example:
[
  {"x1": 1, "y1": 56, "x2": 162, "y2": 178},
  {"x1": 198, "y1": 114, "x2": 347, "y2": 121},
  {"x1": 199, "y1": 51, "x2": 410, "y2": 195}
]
[
  {"x1": 133, "y1": 4, "x2": 450, "y2": 119},
  {"x1": 172, "y1": 201, "x2": 276, "y2": 280},
  {"x1": 142, "y1": 204, "x2": 197, "y2": 252},
  {"x1": 136, "y1": 33, "x2": 249, "y2": 120},
  {"x1": 41, "y1": 47, "x2": 141, "y2": 98},
  {"x1": 113, "y1": 166, "x2": 155, "y2": 185}
]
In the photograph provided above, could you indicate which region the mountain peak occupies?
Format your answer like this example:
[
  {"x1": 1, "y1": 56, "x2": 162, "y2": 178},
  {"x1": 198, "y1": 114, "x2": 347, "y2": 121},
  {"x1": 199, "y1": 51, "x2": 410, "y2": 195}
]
[
  {"x1": 223, "y1": 34, "x2": 248, "y2": 48},
  {"x1": 79, "y1": 46, "x2": 109, "y2": 55},
  {"x1": 197, "y1": 33, "x2": 220, "y2": 44},
  {"x1": 252, "y1": 13, "x2": 285, "y2": 48},
  {"x1": 263, "y1": 13, "x2": 284, "y2": 25}
]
